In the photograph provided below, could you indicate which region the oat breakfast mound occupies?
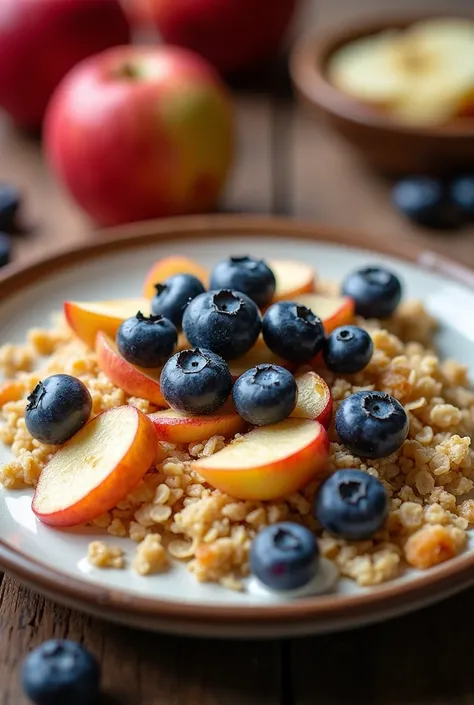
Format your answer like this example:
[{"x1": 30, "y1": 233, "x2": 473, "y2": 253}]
[{"x1": 0, "y1": 272, "x2": 473, "y2": 592}]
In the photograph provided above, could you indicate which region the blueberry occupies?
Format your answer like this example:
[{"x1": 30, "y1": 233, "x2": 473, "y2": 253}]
[
  {"x1": 0, "y1": 183, "x2": 21, "y2": 231},
  {"x1": 250, "y1": 522, "x2": 319, "y2": 591},
  {"x1": 25, "y1": 374, "x2": 92, "y2": 445},
  {"x1": 151, "y1": 273, "x2": 205, "y2": 329},
  {"x1": 21, "y1": 639, "x2": 100, "y2": 705},
  {"x1": 232, "y1": 364, "x2": 297, "y2": 426},
  {"x1": 392, "y1": 176, "x2": 461, "y2": 228},
  {"x1": 117, "y1": 312, "x2": 177, "y2": 367},
  {"x1": 262, "y1": 301, "x2": 325, "y2": 363},
  {"x1": 0, "y1": 232, "x2": 12, "y2": 267},
  {"x1": 210, "y1": 256, "x2": 276, "y2": 308},
  {"x1": 182, "y1": 290, "x2": 261, "y2": 360},
  {"x1": 160, "y1": 348, "x2": 232, "y2": 414},
  {"x1": 451, "y1": 175, "x2": 474, "y2": 219},
  {"x1": 323, "y1": 325, "x2": 374, "y2": 374},
  {"x1": 314, "y1": 469, "x2": 388, "y2": 540},
  {"x1": 335, "y1": 391, "x2": 409, "y2": 459},
  {"x1": 341, "y1": 266, "x2": 402, "y2": 319}
]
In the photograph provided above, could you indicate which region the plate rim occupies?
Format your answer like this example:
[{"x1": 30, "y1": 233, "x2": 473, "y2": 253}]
[{"x1": 1, "y1": 212, "x2": 473, "y2": 633}]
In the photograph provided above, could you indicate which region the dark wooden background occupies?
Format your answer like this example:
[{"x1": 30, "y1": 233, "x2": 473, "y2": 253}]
[{"x1": 1, "y1": 0, "x2": 474, "y2": 702}]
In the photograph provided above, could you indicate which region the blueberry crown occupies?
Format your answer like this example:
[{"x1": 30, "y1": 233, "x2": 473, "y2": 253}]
[
  {"x1": 212, "y1": 290, "x2": 243, "y2": 315},
  {"x1": 135, "y1": 311, "x2": 164, "y2": 324},
  {"x1": 295, "y1": 304, "x2": 319, "y2": 326},
  {"x1": 338, "y1": 479, "x2": 368, "y2": 504},
  {"x1": 26, "y1": 381, "x2": 45, "y2": 411},
  {"x1": 177, "y1": 348, "x2": 210, "y2": 374}
]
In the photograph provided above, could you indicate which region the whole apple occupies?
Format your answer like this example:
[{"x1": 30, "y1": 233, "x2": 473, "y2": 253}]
[
  {"x1": 0, "y1": 0, "x2": 131, "y2": 130},
  {"x1": 44, "y1": 46, "x2": 235, "y2": 226},
  {"x1": 142, "y1": 0, "x2": 298, "y2": 74}
]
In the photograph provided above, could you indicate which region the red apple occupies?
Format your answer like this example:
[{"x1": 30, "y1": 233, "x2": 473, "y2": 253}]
[
  {"x1": 142, "y1": 0, "x2": 298, "y2": 74},
  {"x1": 44, "y1": 45, "x2": 235, "y2": 226},
  {"x1": 0, "y1": 0, "x2": 130, "y2": 130}
]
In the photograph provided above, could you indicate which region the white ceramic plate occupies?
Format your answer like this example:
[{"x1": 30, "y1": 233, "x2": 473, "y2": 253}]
[{"x1": 0, "y1": 215, "x2": 472, "y2": 638}]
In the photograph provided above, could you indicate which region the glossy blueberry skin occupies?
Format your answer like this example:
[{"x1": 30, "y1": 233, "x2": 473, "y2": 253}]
[
  {"x1": 151, "y1": 273, "x2": 205, "y2": 328},
  {"x1": 232, "y1": 364, "x2": 297, "y2": 426},
  {"x1": 0, "y1": 232, "x2": 12, "y2": 267},
  {"x1": 314, "y1": 469, "x2": 388, "y2": 540},
  {"x1": 250, "y1": 522, "x2": 319, "y2": 591},
  {"x1": 0, "y1": 183, "x2": 21, "y2": 231},
  {"x1": 262, "y1": 301, "x2": 325, "y2": 363},
  {"x1": 209, "y1": 256, "x2": 276, "y2": 308},
  {"x1": 21, "y1": 639, "x2": 100, "y2": 705},
  {"x1": 25, "y1": 374, "x2": 92, "y2": 445},
  {"x1": 335, "y1": 391, "x2": 409, "y2": 459},
  {"x1": 341, "y1": 266, "x2": 402, "y2": 319},
  {"x1": 160, "y1": 348, "x2": 232, "y2": 414},
  {"x1": 392, "y1": 176, "x2": 462, "y2": 229},
  {"x1": 182, "y1": 290, "x2": 261, "y2": 360},
  {"x1": 323, "y1": 325, "x2": 374, "y2": 374},
  {"x1": 117, "y1": 312, "x2": 177, "y2": 367},
  {"x1": 451, "y1": 175, "x2": 474, "y2": 219}
]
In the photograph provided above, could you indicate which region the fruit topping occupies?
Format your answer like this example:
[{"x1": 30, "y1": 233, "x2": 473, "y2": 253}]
[
  {"x1": 150, "y1": 273, "x2": 205, "y2": 328},
  {"x1": 341, "y1": 266, "x2": 402, "y2": 319},
  {"x1": 25, "y1": 374, "x2": 92, "y2": 445},
  {"x1": 322, "y1": 325, "x2": 374, "y2": 374},
  {"x1": 32, "y1": 406, "x2": 157, "y2": 527},
  {"x1": 291, "y1": 371, "x2": 333, "y2": 429},
  {"x1": 210, "y1": 255, "x2": 276, "y2": 308},
  {"x1": 335, "y1": 390, "x2": 409, "y2": 459},
  {"x1": 269, "y1": 260, "x2": 316, "y2": 301},
  {"x1": 143, "y1": 256, "x2": 209, "y2": 299},
  {"x1": 64, "y1": 297, "x2": 149, "y2": 349},
  {"x1": 392, "y1": 176, "x2": 462, "y2": 229},
  {"x1": 0, "y1": 232, "x2": 12, "y2": 267},
  {"x1": 227, "y1": 337, "x2": 295, "y2": 380},
  {"x1": 232, "y1": 363, "x2": 297, "y2": 426},
  {"x1": 262, "y1": 301, "x2": 325, "y2": 363},
  {"x1": 182, "y1": 289, "x2": 261, "y2": 360},
  {"x1": 192, "y1": 418, "x2": 329, "y2": 501},
  {"x1": 148, "y1": 406, "x2": 246, "y2": 443},
  {"x1": 0, "y1": 183, "x2": 21, "y2": 231},
  {"x1": 250, "y1": 522, "x2": 319, "y2": 591},
  {"x1": 314, "y1": 469, "x2": 388, "y2": 540},
  {"x1": 117, "y1": 312, "x2": 177, "y2": 367},
  {"x1": 21, "y1": 639, "x2": 100, "y2": 705},
  {"x1": 160, "y1": 348, "x2": 232, "y2": 415},
  {"x1": 450, "y1": 174, "x2": 474, "y2": 219},
  {"x1": 292, "y1": 293, "x2": 355, "y2": 334}
]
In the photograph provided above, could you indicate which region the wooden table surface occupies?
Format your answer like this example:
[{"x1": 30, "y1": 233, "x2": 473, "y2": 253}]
[{"x1": 1, "y1": 0, "x2": 474, "y2": 703}]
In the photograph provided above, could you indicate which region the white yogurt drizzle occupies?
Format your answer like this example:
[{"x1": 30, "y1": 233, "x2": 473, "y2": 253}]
[{"x1": 246, "y1": 558, "x2": 339, "y2": 601}]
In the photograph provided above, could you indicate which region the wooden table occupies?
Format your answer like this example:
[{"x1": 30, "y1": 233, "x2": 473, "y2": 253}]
[{"x1": 1, "y1": 1, "x2": 474, "y2": 702}]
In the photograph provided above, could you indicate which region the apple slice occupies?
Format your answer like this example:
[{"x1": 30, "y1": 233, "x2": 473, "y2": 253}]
[
  {"x1": 32, "y1": 406, "x2": 157, "y2": 527},
  {"x1": 149, "y1": 407, "x2": 247, "y2": 443},
  {"x1": 143, "y1": 256, "x2": 209, "y2": 299},
  {"x1": 192, "y1": 418, "x2": 329, "y2": 501},
  {"x1": 295, "y1": 294, "x2": 355, "y2": 334},
  {"x1": 64, "y1": 298, "x2": 149, "y2": 349},
  {"x1": 96, "y1": 331, "x2": 166, "y2": 406},
  {"x1": 270, "y1": 260, "x2": 316, "y2": 302},
  {"x1": 228, "y1": 340, "x2": 295, "y2": 380},
  {"x1": 291, "y1": 371, "x2": 333, "y2": 429}
]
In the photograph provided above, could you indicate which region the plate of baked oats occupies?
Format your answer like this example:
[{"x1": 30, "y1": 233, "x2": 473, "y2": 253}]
[{"x1": 0, "y1": 215, "x2": 472, "y2": 638}]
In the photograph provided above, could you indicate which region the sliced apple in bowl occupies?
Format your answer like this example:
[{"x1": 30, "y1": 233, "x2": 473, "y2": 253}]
[
  {"x1": 64, "y1": 298, "x2": 149, "y2": 349},
  {"x1": 228, "y1": 337, "x2": 295, "y2": 381},
  {"x1": 32, "y1": 405, "x2": 157, "y2": 527},
  {"x1": 269, "y1": 260, "x2": 316, "y2": 302},
  {"x1": 295, "y1": 294, "x2": 355, "y2": 334},
  {"x1": 96, "y1": 331, "x2": 166, "y2": 406},
  {"x1": 149, "y1": 407, "x2": 247, "y2": 443},
  {"x1": 143, "y1": 255, "x2": 209, "y2": 299},
  {"x1": 291, "y1": 371, "x2": 333, "y2": 429},
  {"x1": 192, "y1": 418, "x2": 329, "y2": 501}
]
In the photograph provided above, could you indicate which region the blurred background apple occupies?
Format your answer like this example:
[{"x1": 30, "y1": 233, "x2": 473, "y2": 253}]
[
  {"x1": 44, "y1": 45, "x2": 235, "y2": 226},
  {"x1": 0, "y1": 0, "x2": 131, "y2": 130}
]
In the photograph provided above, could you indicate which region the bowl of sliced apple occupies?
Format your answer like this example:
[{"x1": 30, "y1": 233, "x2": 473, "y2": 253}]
[{"x1": 289, "y1": 13, "x2": 474, "y2": 174}]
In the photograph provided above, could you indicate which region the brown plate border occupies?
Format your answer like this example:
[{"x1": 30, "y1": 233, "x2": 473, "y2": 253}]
[{"x1": 0, "y1": 213, "x2": 473, "y2": 636}]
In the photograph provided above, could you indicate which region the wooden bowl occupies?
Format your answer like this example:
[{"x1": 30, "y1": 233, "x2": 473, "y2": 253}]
[{"x1": 289, "y1": 13, "x2": 474, "y2": 175}]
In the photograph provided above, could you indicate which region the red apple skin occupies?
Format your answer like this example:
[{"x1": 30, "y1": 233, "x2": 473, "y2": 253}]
[
  {"x1": 145, "y1": 0, "x2": 297, "y2": 74},
  {"x1": 148, "y1": 408, "x2": 247, "y2": 443},
  {"x1": 44, "y1": 45, "x2": 235, "y2": 226},
  {"x1": 0, "y1": 0, "x2": 130, "y2": 129}
]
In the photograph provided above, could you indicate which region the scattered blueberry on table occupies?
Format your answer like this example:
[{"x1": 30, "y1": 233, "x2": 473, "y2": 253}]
[
  {"x1": 341, "y1": 266, "x2": 402, "y2": 319},
  {"x1": 117, "y1": 312, "x2": 177, "y2": 367},
  {"x1": 183, "y1": 289, "x2": 261, "y2": 360},
  {"x1": 21, "y1": 639, "x2": 100, "y2": 705},
  {"x1": 250, "y1": 522, "x2": 319, "y2": 591},
  {"x1": 151, "y1": 273, "x2": 205, "y2": 328},
  {"x1": 262, "y1": 301, "x2": 325, "y2": 363},
  {"x1": 450, "y1": 175, "x2": 474, "y2": 219},
  {"x1": 335, "y1": 390, "x2": 409, "y2": 459},
  {"x1": 160, "y1": 348, "x2": 232, "y2": 414},
  {"x1": 323, "y1": 325, "x2": 374, "y2": 374},
  {"x1": 314, "y1": 469, "x2": 388, "y2": 540},
  {"x1": 232, "y1": 363, "x2": 297, "y2": 426},
  {"x1": 25, "y1": 374, "x2": 92, "y2": 445},
  {"x1": 209, "y1": 256, "x2": 276, "y2": 309},
  {"x1": 0, "y1": 182, "x2": 21, "y2": 232},
  {"x1": 0, "y1": 232, "x2": 12, "y2": 267},
  {"x1": 391, "y1": 175, "x2": 462, "y2": 229}
]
